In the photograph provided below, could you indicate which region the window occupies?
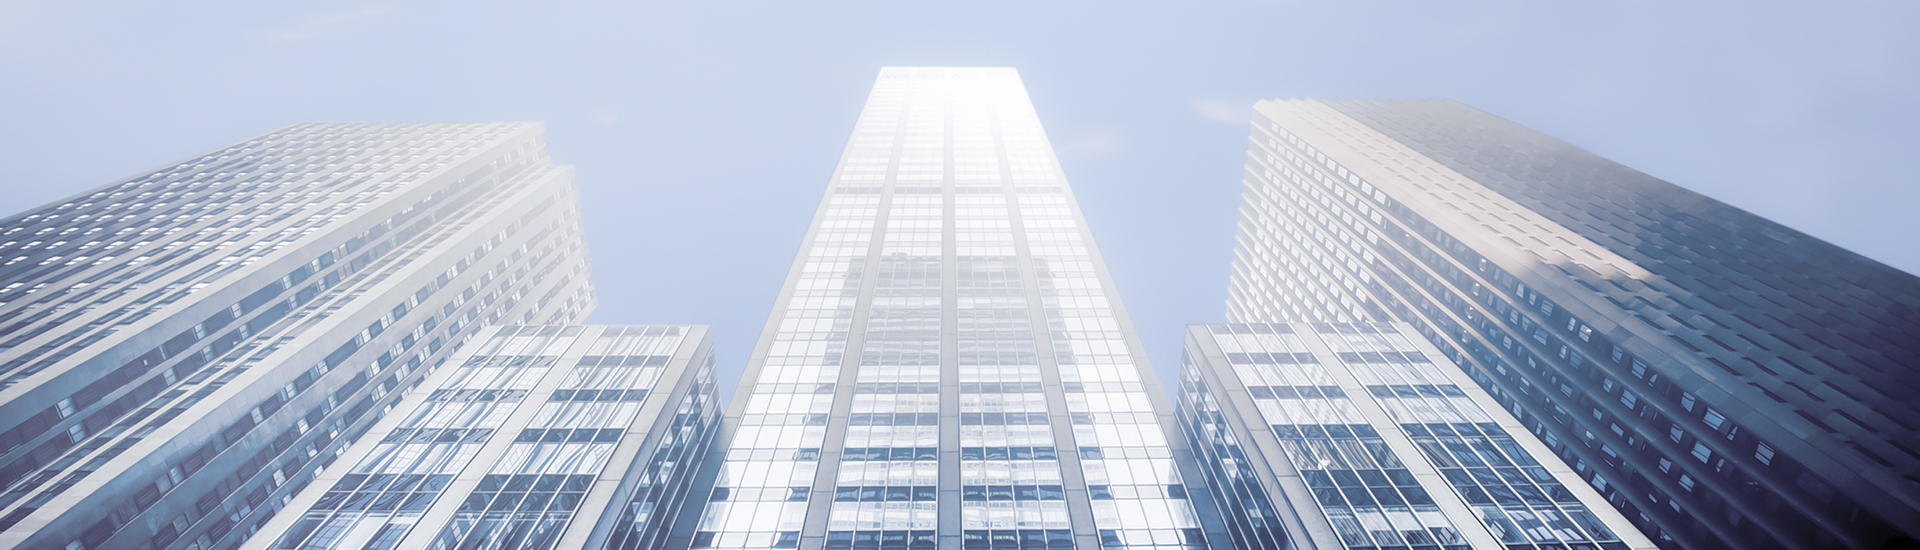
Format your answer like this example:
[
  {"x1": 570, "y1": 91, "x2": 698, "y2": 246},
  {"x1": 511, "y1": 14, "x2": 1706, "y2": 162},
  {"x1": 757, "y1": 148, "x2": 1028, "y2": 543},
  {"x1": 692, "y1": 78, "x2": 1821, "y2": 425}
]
[
  {"x1": 1754, "y1": 443, "x2": 1776, "y2": 466},
  {"x1": 55, "y1": 398, "x2": 75, "y2": 418},
  {"x1": 1658, "y1": 459, "x2": 1672, "y2": 473},
  {"x1": 1678, "y1": 475, "x2": 1696, "y2": 492},
  {"x1": 1703, "y1": 408, "x2": 1726, "y2": 430},
  {"x1": 1680, "y1": 393, "x2": 1696, "y2": 411},
  {"x1": 1691, "y1": 443, "x2": 1712, "y2": 463}
]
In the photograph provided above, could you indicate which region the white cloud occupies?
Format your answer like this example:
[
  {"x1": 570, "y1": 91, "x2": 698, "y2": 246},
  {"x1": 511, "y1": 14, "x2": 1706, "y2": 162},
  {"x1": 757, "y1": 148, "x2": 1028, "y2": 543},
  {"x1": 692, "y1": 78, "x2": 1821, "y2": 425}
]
[
  {"x1": 1192, "y1": 98, "x2": 1253, "y2": 125},
  {"x1": 591, "y1": 109, "x2": 621, "y2": 126},
  {"x1": 263, "y1": 7, "x2": 392, "y2": 41}
]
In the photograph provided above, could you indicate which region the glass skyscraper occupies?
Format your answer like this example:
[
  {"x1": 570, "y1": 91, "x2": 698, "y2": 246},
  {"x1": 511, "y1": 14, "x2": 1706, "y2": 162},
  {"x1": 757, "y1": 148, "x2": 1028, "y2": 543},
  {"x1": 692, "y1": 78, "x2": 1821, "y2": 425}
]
[
  {"x1": 680, "y1": 67, "x2": 1226, "y2": 550},
  {"x1": 1225, "y1": 99, "x2": 1919, "y2": 550},
  {"x1": 1176, "y1": 322, "x2": 1653, "y2": 550},
  {"x1": 251, "y1": 325, "x2": 721, "y2": 550},
  {"x1": 0, "y1": 123, "x2": 595, "y2": 550}
]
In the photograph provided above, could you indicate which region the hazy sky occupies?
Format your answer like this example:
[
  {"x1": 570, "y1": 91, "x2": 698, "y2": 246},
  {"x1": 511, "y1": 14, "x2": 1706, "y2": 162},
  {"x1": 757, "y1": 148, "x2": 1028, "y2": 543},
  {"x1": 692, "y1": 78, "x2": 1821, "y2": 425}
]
[{"x1": 2, "y1": 2, "x2": 1915, "y2": 393}]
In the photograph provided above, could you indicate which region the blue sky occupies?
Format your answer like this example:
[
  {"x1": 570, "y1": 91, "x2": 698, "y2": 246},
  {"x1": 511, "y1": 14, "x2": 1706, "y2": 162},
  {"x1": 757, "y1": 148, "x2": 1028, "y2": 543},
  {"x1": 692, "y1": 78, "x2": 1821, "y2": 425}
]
[{"x1": 2, "y1": 2, "x2": 1915, "y2": 393}]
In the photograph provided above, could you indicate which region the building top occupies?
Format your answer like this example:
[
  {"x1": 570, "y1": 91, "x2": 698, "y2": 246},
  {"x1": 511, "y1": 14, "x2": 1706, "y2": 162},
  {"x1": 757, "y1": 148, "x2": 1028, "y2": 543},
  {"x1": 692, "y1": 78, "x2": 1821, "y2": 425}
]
[
  {"x1": 1178, "y1": 321, "x2": 1654, "y2": 550},
  {"x1": 249, "y1": 324, "x2": 721, "y2": 550},
  {"x1": 1238, "y1": 100, "x2": 1919, "y2": 547}
]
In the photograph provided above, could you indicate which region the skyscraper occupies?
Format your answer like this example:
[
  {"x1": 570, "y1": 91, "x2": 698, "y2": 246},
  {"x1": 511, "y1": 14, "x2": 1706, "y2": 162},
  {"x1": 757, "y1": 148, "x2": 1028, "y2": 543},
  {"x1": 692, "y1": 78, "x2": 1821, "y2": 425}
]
[
  {"x1": 249, "y1": 325, "x2": 721, "y2": 550},
  {"x1": 0, "y1": 123, "x2": 595, "y2": 550},
  {"x1": 679, "y1": 67, "x2": 1227, "y2": 550},
  {"x1": 1225, "y1": 99, "x2": 1919, "y2": 550},
  {"x1": 1175, "y1": 321, "x2": 1653, "y2": 550}
]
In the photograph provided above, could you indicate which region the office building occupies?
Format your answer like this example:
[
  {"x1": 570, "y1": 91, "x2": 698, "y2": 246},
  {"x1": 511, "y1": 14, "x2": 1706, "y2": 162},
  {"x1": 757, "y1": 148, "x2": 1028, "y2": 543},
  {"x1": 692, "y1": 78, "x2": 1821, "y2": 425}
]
[
  {"x1": 1225, "y1": 99, "x2": 1919, "y2": 550},
  {"x1": 0, "y1": 123, "x2": 596, "y2": 550},
  {"x1": 679, "y1": 67, "x2": 1228, "y2": 550},
  {"x1": 248, "y1": 325, "x2": 721, "y2": 550},
  {"x1": 1176, "y1": 321, "x2": 1653, "y2": 550}
]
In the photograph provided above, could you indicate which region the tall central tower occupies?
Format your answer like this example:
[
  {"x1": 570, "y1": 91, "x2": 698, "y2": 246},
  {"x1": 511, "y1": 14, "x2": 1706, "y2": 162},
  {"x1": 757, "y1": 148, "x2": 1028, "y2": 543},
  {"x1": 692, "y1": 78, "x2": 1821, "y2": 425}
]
[{"x1": 680, "y1": 68, "x2": 1224, "y2": 550}]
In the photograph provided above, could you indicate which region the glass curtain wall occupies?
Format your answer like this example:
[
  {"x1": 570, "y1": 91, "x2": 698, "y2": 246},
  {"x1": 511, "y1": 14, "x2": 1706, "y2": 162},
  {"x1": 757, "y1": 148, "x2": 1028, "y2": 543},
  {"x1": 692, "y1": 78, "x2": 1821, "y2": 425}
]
[
  {"x1": 255, "y1": 325, "x2": 718, "y2": 550},
  {"x1": 683, "y1": 67, "x2": 1225, "y2": 550}
]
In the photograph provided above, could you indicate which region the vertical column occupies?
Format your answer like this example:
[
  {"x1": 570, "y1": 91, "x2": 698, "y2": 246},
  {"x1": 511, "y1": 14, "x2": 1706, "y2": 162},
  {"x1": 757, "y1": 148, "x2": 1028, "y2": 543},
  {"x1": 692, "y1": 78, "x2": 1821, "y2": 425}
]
[{"x1": 937, "y1": 76, "x2": 963, "y2": 550}]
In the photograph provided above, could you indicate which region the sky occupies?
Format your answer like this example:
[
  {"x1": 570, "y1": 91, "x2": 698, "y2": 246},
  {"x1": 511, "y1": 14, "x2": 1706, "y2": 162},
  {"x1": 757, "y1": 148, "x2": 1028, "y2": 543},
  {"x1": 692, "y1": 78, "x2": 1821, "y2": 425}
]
[{"x1": 1, "y1": 2, "x2": 1915, "y2": 395}]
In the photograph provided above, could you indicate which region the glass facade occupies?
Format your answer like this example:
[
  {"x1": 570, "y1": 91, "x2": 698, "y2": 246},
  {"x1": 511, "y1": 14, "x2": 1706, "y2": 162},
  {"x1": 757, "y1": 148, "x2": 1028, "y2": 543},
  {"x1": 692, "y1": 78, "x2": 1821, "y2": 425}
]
[
  {"x1": 679, "y1": 67, "x2": 1227, "y2": 550},
  {"x1": 1226, "y1": 99, "x2": 1919, "y2": 550},
  {"x1": 251, "y1": 325, "x2": 720, "y2": 550},
  {"x1": 1177, "y1": 322, "x2": 1652, "y2": 550},
  {"x1": 0, "y1": 123, "x2": 595, "y2": 550}
]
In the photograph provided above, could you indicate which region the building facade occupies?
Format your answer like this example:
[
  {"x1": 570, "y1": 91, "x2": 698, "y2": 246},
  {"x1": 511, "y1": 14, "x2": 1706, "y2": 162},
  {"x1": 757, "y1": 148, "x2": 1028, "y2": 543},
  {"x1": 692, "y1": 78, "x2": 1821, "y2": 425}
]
[
  {"x1": 678, "y1": 67, "x2": 1228, "y2": 550},
  {"x1": 1225, "y1": 99, "x2": 1919, "y2": 550},
  {"x1": 1176, "y1": 322, "x2": 1653, "y2": 550},
  {"x1": 247, "y1": 325, "x2": 721, "y2": 550},
  {"x1": 0, "y1": 123, "x2": 596, "y2": 550}
]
